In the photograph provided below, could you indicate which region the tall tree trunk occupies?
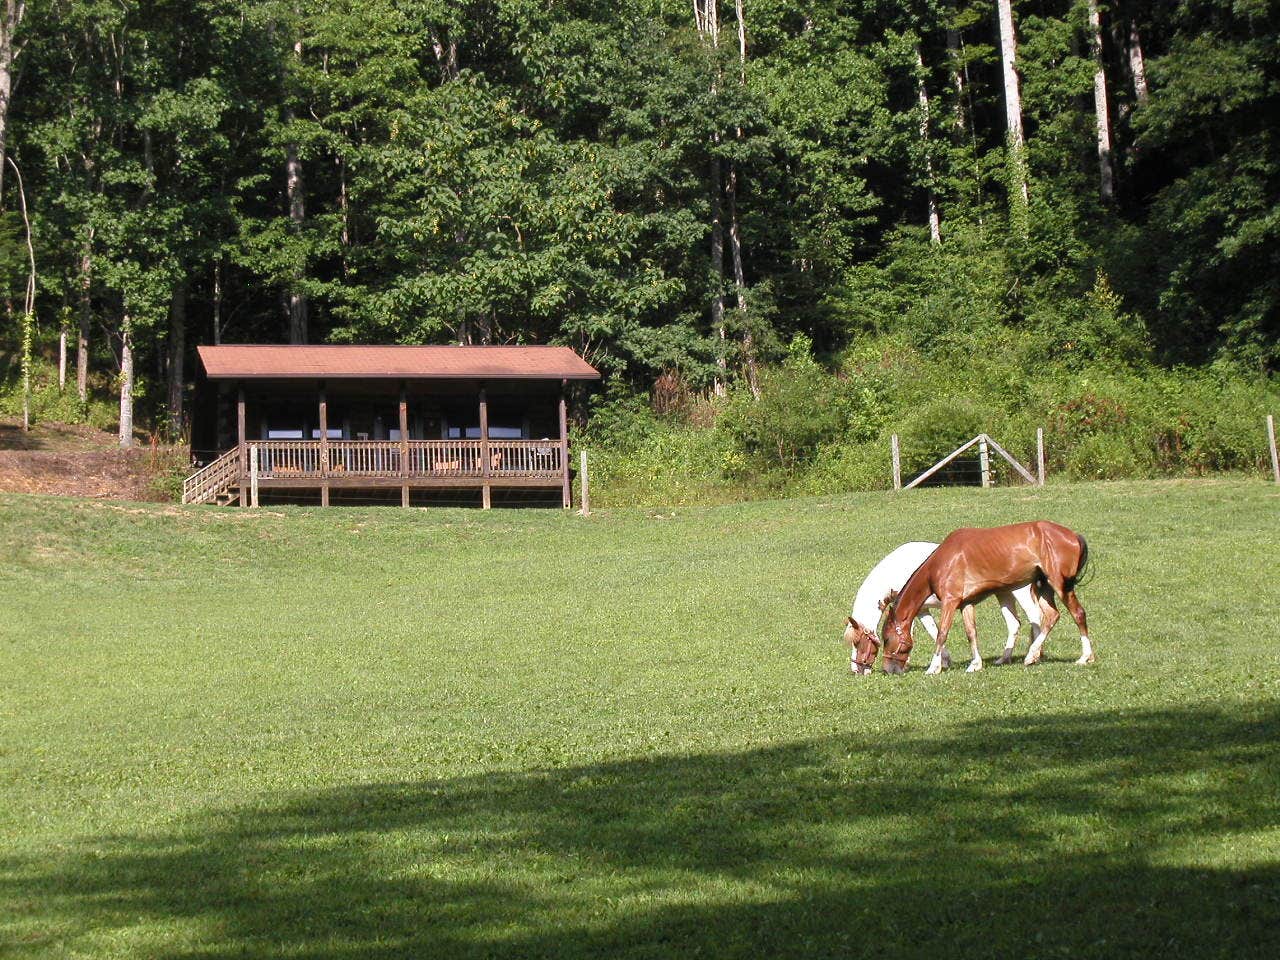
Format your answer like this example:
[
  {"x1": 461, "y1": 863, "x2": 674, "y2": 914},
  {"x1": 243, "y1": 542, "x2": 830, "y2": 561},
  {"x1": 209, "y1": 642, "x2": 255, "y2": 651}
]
[
  {"x1": 995, "y1": 0, "x2": 1029, "y2": 230},
  {"x1": 9, "y1": 154, "x2": 34, "y2": 430},
  {"x1": 167, "y1": 282, "x2": 186, "y2": 436},
  {"x1": 1087, "y1": 0, "x2": 1115, "y2": 202},
  {"x1": 0, "y1": 0, "x2": 26, "y2": 201},
  {"x1": 695, "y1": 0, "x2": 728, "y2": 395},
  {"x1": 118, "y1": 314, "x2": 133, "y2": 448},
  {"x1": 212, "y1": 258, "x2": 223, "y2": 345},
  {"x1": 1127, "y1": 17, "x2": 1149, "y2": 106},
  {"x1": 77, "y1": 231, "x2": 92, "y2": 402},
  {"x1": 729, "y1": 0, "x2": 759, "y2": 398},
  {"x1": 431, "y1": 31, "x2": 459, "y2": 81},
  {"x1": 709, "y1": 151, "x2": 727, "y2": 395},
  {"x1": 915, "y1": 46, "x2": 942, "y2": 245},
  {"x1": 946, "y1": 26, "x2": 967, "y2": 137},
  {"x1": 285, "y1": 34, "x2": 307, "y2": 344}
]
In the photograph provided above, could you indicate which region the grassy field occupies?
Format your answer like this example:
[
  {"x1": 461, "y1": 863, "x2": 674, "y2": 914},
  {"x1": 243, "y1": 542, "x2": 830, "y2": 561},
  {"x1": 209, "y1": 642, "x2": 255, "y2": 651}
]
[{"x1": 2, "y1": 480, "x2": 1278, "y2": 959}]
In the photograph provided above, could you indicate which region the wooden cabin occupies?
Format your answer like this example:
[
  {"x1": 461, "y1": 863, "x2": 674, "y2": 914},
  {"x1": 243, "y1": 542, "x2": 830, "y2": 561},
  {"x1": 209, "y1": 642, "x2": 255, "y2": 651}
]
[{"x1": 185, "y1": 344, "x2": 600, "y2": 508}]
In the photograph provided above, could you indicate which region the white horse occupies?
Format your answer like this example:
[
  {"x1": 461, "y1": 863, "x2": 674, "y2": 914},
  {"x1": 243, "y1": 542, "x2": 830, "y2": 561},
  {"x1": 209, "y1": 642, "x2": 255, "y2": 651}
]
[{"x1": 844, "y1": 541, "x2": 1043, "y2": 675}]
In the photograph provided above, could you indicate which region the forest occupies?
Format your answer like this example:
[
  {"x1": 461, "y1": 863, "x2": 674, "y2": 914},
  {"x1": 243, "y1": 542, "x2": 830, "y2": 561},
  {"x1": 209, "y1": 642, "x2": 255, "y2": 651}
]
[{"x1": 0, "y1": 1, "x2": 1277, "y2": 494}]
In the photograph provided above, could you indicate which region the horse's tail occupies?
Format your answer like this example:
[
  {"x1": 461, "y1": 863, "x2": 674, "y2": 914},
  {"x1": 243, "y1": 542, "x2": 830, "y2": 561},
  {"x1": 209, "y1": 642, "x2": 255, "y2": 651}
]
[{"x1": 1066, "y1": 532, "x2": 1091, "y2": 592}]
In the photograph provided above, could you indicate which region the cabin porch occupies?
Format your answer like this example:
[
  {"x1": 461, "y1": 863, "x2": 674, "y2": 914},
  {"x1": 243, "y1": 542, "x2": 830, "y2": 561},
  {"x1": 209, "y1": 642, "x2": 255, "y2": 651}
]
[{"x1": 186, "y1": 345, "x2": 599, "y2": 508}]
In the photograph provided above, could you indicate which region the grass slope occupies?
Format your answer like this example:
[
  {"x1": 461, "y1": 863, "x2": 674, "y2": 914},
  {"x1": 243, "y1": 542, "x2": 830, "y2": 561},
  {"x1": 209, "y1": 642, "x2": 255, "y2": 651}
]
[{"x1": 2, "y1": 480, "x2": 1278, "y2": 959}]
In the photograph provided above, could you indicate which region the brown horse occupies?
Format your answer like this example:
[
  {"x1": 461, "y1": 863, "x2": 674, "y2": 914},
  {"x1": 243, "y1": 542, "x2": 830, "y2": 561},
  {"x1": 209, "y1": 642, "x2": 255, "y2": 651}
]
[{"x1": 849, "y1": 521, "x2": 1093, "y2": 675}]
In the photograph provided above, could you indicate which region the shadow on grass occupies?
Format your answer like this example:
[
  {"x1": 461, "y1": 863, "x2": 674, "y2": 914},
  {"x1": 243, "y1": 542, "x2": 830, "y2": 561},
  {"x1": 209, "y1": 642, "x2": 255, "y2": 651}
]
[{"x1": 4, "y1": 704, "x2": 1279, "y2": 959}]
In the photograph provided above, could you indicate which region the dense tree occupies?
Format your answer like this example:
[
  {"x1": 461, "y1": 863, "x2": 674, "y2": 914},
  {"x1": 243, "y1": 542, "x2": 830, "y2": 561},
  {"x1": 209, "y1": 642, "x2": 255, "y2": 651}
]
[{"x1": 0, "y1": 0, "x2": 1276, "y2": 441}]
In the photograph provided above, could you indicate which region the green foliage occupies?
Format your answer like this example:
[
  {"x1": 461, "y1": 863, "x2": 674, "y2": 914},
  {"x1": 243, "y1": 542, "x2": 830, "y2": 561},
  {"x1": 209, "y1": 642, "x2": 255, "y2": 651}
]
[
  {"x1": 0, "y1": 356, "x2": 115, "y2": 428},
  {"x1": 587, "y1": 327, "x2": 1278, "y2": 504},
  {"x1": 2, "y1": 0, "x2": 1278, "y2": 447}
]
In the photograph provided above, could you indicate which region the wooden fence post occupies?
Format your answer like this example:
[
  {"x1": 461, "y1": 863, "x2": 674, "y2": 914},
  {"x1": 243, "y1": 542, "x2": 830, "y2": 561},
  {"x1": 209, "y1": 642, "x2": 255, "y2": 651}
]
[
  {"x1": 1268, "y1": 415, "x2": 1279, "y2": 484},
  {"x1": 979, "y1": 434, "x2": 992, "y2": 488},
  {"x1": 1037, "y1": 427, "x2": 1046, "y2": 486},
  {"x1": 580, "y1": 449, "x2": 591, "y2": 516},
  {"x1": 891, "y1": 434, "x2": 901, "y2": 491},
  {"x1": 250, "y1": 444, "x2": 260, "y2": 508}
]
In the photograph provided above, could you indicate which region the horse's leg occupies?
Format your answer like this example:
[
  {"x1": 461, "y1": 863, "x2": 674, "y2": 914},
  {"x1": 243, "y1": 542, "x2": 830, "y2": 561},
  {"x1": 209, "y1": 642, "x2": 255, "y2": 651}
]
[
  {"x1": 994, "y1": 589, "x2": 1020, "y2": 665},
  {"x1": 918, "y1": 611, "x2": 949, "y2": 669},
  {"x1": 1063, "y1": 589, "x2": 1095, "y2": 665},
  {"x1": 962, "y1": 602, "x2": 983, "y2": 672},
  {"x1": 1025, "y1": 589, "x2": 1060, "y2": 666},
  {"x1": 925, "y1": 604, "x2": 957, "y2": 675}
]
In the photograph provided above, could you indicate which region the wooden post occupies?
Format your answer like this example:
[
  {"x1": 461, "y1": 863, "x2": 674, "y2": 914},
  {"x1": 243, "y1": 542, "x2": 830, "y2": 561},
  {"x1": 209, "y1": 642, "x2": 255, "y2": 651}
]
[
  {"x1": 318, "y1": 382, "x2": 329, "y2": 507},
  {"x1": 399, "y1": 381, "x2": 410, "y2": 507},
  {"x1": 891, "y1": 434, "x2": 901, "y2": 491},
  {"x1": 236, "y1": 383, "x2": 247, "y2": 506},
  {"x1": 979, "y1": 433, "x2": 992, "y2": 488},
  {"x1": 580, "y1": 449, "x2": 590, "y2": 516},
  {"x1": 1268, "y1": 415, "x2": 1279, "y2": 484},
  {"x1": 479, "y1": 386, "x2": 491, "y2": 509},
  {"x1": 559, "y1": 381, "x2": 570, "y2": 509},
  {"x1": 1036, "y1": 427, "x2": 1046, "y2": 486},
  {"x1": 250, "y1": 444, "x2": 260, "y2": 508}
]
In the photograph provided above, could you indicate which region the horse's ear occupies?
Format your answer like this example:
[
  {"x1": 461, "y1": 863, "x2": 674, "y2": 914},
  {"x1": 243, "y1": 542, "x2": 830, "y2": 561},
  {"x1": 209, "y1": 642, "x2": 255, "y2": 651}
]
[{"x1": 878, "y1": 589, "x2": 900, "y2": 612}]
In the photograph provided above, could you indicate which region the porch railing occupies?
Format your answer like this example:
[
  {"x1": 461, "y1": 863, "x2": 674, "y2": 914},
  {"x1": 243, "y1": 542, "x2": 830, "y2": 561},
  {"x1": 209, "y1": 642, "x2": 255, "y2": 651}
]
[{"x1": 247, "y1": 439, "x2": 563, "y2": 480}]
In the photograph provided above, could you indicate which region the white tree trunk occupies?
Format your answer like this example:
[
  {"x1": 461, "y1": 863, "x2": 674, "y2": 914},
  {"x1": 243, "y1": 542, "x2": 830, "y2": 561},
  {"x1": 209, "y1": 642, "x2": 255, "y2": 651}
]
[
  {"x1": 167, "y1": 282, "x2": 186, "y2": 436},
  {"x1": 1087, "y1": 0, "x2": 1115, "y2": 202},
  {"x1": 118, "y1": 316, "x2": 134, "y2": 448},
  {"x1": 77, "y1": 232, "x2": 93, "y2": 402},
  {"x1": 709, "y1": 151, "x2": 727, "y2": 395},
  {"x1": 915, "y1": 46, "x2": 942, "y2": 244},
  {"x1": 285, "y1": 35, "x2": 307, "y2": 344},
  {"x1": 0, "y1": 0, "x2": 26, "y2": 201},
  {"x1": 1128, "y1": 18, "x2": 1149, "y2": 106},
  {"x1": 695, "y1": 1, "x2": 728, "y2": 395},
  {"x1": 729, "y1": 0, "x2": 758, "y2": 398},
  {"x1": 946, "y1": 26, "x2": 967, "y2": 137},
  {"x1": 995, "y1": 0, "x2": 1030, "y2": 222}
]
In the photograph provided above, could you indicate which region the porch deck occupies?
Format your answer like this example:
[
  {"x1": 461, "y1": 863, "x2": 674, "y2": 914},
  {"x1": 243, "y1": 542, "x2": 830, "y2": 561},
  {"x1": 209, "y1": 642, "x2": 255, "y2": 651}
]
[{"x1": 184, "y1": 439, "x2": 567, "y2": 506}]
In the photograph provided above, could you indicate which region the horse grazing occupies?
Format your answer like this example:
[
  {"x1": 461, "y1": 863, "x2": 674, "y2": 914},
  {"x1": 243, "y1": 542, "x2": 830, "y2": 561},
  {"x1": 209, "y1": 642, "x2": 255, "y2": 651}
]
[
  {"x1": 850, "y1": 521, "x2": 1093, "y2": 676},
  {"x1": 844, "y1": 542, "x2": 1042, "y2": 676}
]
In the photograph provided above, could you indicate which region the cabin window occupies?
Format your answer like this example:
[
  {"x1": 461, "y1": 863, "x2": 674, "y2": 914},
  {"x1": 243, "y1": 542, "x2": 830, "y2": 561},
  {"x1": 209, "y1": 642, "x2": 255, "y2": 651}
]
[
  {"x1": 267, "y1": 429, "x2": 304, "y2": 440},
  {"x1": 310, "y1": 428, "x2": 344, "y2": 439},
  {"x1": 446, "y1": 424, "x2": 524, "y2": 439}
]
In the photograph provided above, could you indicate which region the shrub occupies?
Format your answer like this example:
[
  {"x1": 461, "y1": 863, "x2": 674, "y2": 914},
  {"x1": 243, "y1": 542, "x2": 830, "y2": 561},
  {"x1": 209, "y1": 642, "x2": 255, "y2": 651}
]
[{"x1": 1066, "y1": 434, "x2": 1151, "y2": 480}]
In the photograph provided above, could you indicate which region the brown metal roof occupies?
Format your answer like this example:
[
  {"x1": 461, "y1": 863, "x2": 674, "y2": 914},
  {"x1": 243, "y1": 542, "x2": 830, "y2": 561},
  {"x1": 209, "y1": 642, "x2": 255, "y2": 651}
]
[{"x1": 198, "y1": 344, "x2": 600, "y2": 381}]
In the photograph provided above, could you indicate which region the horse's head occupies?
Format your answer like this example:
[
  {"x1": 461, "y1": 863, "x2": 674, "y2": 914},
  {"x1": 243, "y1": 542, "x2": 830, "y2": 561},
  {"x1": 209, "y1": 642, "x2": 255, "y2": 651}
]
[
  {"x1": 880, "y1": 614, "x2": 913, "y2": 675},
  {"x1": 845, "y1": 616, "x2": 880, "y2": 676}
]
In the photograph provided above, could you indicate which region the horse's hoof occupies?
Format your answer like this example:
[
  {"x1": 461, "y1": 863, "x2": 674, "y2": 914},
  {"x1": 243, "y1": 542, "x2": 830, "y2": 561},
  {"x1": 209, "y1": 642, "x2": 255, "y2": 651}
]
[
  {"x1": 994, "y1": 654, "x2": 1012, "y2": 666},
  {"x1": 966, "y1": 660, "x2": 983, "y2": 673},
  {"x1": 1075, "y1": 654, "x2": 1097, "y2": 666},
  {"x1": 1024, "y1": 655, "x2": 1041, "y2": 666}
]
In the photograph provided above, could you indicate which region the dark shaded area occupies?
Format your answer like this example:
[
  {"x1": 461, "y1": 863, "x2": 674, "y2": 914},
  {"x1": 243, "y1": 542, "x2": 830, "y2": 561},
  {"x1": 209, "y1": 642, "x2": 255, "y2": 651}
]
[{"x1": 4, "y1": 704, "x2": 1279, "y2": 959}]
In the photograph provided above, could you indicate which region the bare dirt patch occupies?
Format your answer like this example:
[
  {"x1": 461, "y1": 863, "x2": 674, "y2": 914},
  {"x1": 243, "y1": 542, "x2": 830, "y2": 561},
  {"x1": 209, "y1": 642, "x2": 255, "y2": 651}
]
[{"x1": 0, "y1": 417, "x2": 186, "y2": 500}]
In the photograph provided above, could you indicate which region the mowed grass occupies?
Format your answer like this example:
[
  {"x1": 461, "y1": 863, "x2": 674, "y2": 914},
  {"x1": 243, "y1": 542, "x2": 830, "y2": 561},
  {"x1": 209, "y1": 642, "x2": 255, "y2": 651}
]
[{"x1": 1, "y1": 480, "x2": 1278, "y2": 959}]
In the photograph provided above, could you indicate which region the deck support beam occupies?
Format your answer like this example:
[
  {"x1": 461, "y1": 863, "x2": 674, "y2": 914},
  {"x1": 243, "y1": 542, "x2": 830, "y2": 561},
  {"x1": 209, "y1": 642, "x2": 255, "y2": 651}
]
[
  {"x1": 559, "y1": 381, "x2": 570, "y2": 509},
  {"x1": 479, "y1": 385, "x2": 491, "y2": 509},
  {"x1": 237, "y1": 383, "x2": 247, "y2": 506},
  {"x1": 319, "y1": 382, "x2": 329, "y2": 507}
]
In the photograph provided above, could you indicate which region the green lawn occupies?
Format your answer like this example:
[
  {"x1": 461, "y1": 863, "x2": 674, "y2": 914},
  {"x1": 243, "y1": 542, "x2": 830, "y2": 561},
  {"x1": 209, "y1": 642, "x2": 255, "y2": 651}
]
[{"x1": 2, "y1": 480, "x2": 1278, "y2": 959}]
